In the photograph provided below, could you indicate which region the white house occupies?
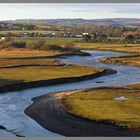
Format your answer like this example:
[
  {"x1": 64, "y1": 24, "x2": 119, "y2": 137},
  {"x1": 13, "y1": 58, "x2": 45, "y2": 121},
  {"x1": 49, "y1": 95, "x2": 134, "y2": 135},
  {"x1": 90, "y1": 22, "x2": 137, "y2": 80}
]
[
  {"x1": 82, "y1": 33, "x2": 89, "y2": 35},
  {"x1": 1, "y1": 37, "x2": 5, "y2": 40},
  {"x1": 76, "y1": 35, "x2": 83, "y2": 38}
]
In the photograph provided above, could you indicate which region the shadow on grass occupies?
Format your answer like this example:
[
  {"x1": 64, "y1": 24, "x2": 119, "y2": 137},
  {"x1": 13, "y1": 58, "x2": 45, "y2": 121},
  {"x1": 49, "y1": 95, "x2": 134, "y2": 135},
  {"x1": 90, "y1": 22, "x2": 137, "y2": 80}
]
[{"x1": 0, "y1": 79, "x2": 23, "y2": 92}]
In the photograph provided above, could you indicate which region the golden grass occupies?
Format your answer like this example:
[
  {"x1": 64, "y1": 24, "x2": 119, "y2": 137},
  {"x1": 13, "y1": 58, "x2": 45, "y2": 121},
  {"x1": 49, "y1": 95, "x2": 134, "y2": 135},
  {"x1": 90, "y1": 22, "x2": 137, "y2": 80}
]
[
  {"x1": 0, "y1": 48, "x2": 103, "y2": 88},
  {"x1": 75, "y1": 43, "x2": 140, "y2": 54},
  {"x1": 127, "y1": 83, "x2": 140, "y2": 88},
  {"x1": 0, "y1": 49, "x2": 67, "y2": 58},
  {"x1": 62, "y1": 84, "x2": 140, "y2": 131},
  {"x1": 0, "y1": 53, "x2": 103, "y2": 88},
  {"x1": 76, "y1": 43, "x2": 140, "y2": 67},
  {"x1": 0, "y1": 58, "x2": 61, "y2": 67},
  {"x1": 0, "y1": 65, "x2": 102, "y2": 83}
]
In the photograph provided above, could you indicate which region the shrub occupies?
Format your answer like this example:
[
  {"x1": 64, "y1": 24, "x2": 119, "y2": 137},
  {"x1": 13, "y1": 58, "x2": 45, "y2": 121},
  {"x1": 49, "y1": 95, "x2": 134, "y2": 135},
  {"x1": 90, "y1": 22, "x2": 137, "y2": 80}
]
[
  {"x1": 41, "y1": 43, "x2": 64, "y2": 51},
  {"x1": 63, "y1": 42, "x2": 80, "y2": 52},
  {"x1": 0, "y1": 41, "x2": 80, "y2": 54},
  {"x1": 0, "y1": 41, "x2": 26, "y2": 49},
  {"x1": 124, "y1": 45, "x2": 133, "y2": 47},
  {"x1": 125, "y1": 35, "x2": 135, "y2": 43},
  {"x1": 12, "y1": 42, "x2": 26, "y2": 48},
  {"x1": 0, "y1": 41, "x2": 15, "y2": 49},
  {"x1": 25, "y1": 41, "x2": 44, "y2": 50},
  {"x1": 74, "y1": 40, "x2": 81, "y2": 43}
]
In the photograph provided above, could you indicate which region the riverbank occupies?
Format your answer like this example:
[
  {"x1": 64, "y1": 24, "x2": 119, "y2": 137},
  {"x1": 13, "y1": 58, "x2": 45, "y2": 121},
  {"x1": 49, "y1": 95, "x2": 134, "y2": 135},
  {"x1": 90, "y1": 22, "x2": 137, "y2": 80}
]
[
  {"x1": 25, "y1": 86, "x2": 140, "y2": 136},
  {"x1": 61, "y1": 85, "x2": 140, "y2": 133},
  {"x1": 75, "y1": 43, "x2": 140, "y2": 54},
  {"x1": 0, "y1": 48, "x2": 98, "y2": 93},
  {"x1": 76, "y1": 43, "x2": 140, "y2": 67},
  {"x1": 25, "y1": 49, "x2": 140, "y2": 136},
  {"x1": 101, "y1": 54, "x2": 140, "y2": 68},
  {"x1": 0, "y1": 68, "x2": 116, "y2": 93}
]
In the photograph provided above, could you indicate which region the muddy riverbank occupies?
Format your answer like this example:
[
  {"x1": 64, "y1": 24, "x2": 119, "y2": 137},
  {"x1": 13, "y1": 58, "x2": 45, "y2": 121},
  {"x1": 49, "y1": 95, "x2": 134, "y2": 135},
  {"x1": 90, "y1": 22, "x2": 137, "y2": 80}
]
[{"x1": 25, "y1": 90, "x2": 140, "y2": 136}]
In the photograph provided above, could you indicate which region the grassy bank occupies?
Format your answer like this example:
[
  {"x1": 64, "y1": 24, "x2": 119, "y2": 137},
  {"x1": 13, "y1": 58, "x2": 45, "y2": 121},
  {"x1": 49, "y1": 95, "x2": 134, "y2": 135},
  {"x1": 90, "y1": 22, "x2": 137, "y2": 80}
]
[
  {"x1": 0, "y1": 40, "x2": 89, "y2": 58},
  {"x1": 0, "y1": 65, "x2": 103, "y2": 86},
  {"x1": 0, "y1": 48, "x2": 105, "y2": 92},
  {"x1": 75, "y1": 43, "x2": 140, "y2": 67},
  {"x1": 62, "y1": 83, "x2": 140, "y2": 132},
  {"x1": 101, "y1": 55, "x2": 140, "y2": 67},
  {"x1": 0, "y1": 49, "x2": 72, "y2": 58},
  {"x1": 75, "y1": 43, "x2": 140, "y2": 54}
]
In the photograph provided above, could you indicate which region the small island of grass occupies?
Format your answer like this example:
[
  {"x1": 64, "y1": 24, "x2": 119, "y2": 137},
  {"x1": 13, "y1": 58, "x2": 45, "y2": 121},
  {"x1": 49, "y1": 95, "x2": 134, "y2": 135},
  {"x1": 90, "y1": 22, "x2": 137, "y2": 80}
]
[{"x1": 61, "y1": 83, "x2": 140, "y2": 133}]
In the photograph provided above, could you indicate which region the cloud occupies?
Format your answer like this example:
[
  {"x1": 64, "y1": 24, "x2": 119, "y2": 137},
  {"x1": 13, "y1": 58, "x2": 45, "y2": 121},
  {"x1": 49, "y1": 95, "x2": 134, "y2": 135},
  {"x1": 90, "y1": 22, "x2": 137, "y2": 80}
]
[{"x1": 0, "y1": 3, "x2": 140, "y2": 20}]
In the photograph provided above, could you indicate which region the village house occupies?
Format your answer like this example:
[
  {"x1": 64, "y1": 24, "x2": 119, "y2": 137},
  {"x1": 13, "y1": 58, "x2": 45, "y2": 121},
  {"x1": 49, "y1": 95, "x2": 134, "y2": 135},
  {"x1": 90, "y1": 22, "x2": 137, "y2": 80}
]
[
  {"x1": 82, "y1": 33, "x2": 89, "y2": 35},
  {"x1": 76, "y1": 34, "x2": 83, "y2": 38},
  {"x1": 1, "y1": 37, "x2": 6, "y2": 40},
  {"x1": 134, "y1": 40, "x2": 140, "y2": 44}
]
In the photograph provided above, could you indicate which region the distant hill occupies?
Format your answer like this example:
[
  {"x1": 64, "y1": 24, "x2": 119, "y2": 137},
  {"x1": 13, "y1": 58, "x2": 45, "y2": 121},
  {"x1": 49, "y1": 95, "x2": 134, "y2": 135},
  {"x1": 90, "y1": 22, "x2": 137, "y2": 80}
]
[{"x1": 9, "y1": 18, "x2": 140, "y2": 26}]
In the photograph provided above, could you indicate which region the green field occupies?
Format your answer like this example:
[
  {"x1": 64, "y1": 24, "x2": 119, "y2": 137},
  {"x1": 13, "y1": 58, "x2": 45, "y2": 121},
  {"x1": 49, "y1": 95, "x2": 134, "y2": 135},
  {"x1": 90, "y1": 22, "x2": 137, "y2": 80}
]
[
  {"x1": 14, "y1": 37, "x2": 82, "y2": 43},
  {"x1": 0, "y1": 30, "x2": 56, "y2": 34},
  {"x1": 108, "y1": 37, "x2": 125, "y2": 40},
  {"x1": 14, "y1": 37, "x2": 124, "y2": 43}
]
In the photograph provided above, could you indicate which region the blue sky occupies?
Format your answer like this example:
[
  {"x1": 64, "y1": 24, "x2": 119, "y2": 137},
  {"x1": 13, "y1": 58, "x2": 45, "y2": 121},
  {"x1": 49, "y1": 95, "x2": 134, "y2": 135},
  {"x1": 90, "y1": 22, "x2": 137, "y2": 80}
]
[{"x1": 0, "y1": 3, "x2": 140, "y2": 20}]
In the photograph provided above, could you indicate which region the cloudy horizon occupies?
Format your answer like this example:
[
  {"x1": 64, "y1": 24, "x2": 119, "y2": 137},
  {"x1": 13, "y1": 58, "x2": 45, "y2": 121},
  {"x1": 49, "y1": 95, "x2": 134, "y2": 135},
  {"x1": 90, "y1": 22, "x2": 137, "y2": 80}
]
[{"x1": 0, "y1": 3, "x2": 140, "y2": 20}]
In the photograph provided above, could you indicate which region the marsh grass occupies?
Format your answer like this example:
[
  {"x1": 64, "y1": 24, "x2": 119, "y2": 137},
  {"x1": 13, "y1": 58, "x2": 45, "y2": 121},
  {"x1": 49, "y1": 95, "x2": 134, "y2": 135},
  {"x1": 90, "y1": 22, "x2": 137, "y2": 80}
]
[
  {"x1": 0, "y1": 65, "x2": 103, "y2": 87},
  {"x1": 0, "y1": 54, "x2": 103, "y2": 88},
  {"x1": 0, "y1": 40, "x2": 81, "y2": 58},
  {"x1": 62, "y1": 86, "x2": 140, "y2": 131},
  {"x1": 75, "y1": 43, "x2": 140, "y2": 54},
  {"x1": 0, "y1": 58, "x2": 61, "y2": 67},
  {"x1": 0, "y1": 49, "x2": 67, "y2": 58}
]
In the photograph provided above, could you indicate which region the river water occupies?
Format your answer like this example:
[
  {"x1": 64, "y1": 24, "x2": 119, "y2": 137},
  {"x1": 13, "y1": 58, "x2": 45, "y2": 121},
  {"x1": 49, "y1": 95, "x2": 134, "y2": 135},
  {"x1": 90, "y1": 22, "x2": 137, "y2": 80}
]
[{"x1": 0, "y1": 50, "x2": 140, "y2": 137}]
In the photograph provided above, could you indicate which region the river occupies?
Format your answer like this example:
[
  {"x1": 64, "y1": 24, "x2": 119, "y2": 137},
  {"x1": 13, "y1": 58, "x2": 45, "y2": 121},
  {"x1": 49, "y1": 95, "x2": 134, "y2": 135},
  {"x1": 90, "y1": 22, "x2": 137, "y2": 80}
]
[{"x1": 0, "y1": 50, "x2": 140, "y2": 137}]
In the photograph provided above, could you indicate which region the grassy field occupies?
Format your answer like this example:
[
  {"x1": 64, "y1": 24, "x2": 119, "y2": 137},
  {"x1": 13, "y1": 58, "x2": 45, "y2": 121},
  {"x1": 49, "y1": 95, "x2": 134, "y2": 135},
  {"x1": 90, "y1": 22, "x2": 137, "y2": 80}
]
[
  {"x1": 62, "y1": 83, "x2": 140, "y2": 132},
  {"x1": 11, "y1": 40, "x2": 140, "y2": 53},
  {"x1": 0, "y1": 65, "x2": 103, "y2": 88},
  {"x1": 0, "y1": 30, "x2": 57, "y2": 34},
  {"x1": 108, "y1": 37, "x2": 125, "y2": 40},
  {"x1": 14, "y1": 37, "x2": 82, "y2": 43},
  {"x1": 0, "y1": 40, "x2": 83, "y2": 58},
  {"x1": 11, "y1": 39, "x2": 140, "y2": 54},
  {"x1": 0, "y1": 58, "x2": 62, "y2": 67},
  {"x1": 14, "y1": 37, "x2": 124, "y2": 44},
  {"x1": 75, "y1": 42, "x2": 140, "y2": 67},
  {"x1": 0, "y1": 49, "x2": 69, "y2": 58}
]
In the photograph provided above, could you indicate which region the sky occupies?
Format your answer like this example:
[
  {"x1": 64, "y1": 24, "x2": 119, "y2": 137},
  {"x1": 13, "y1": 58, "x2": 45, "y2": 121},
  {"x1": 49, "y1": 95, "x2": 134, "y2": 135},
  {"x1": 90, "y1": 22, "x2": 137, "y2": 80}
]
[{"x1": 0, "y1": 3, "x2": 140, "y2": 20}]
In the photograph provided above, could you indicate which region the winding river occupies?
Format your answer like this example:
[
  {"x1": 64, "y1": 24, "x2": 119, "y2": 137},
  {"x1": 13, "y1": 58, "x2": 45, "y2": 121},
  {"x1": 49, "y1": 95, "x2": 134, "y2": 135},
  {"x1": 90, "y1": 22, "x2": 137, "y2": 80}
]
[{"x1": 0, "y1": 50, "x2": 140, "y2": 137}]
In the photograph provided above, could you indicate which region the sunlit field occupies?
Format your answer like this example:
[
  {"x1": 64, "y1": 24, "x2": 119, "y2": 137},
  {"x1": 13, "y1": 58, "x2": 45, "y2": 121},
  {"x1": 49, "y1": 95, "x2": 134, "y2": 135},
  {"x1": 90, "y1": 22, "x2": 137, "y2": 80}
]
[{"x1": 62, "y1": 83, "x2": 140, "y2": 131}]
